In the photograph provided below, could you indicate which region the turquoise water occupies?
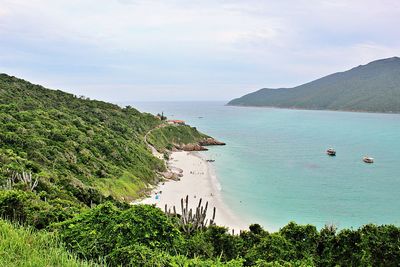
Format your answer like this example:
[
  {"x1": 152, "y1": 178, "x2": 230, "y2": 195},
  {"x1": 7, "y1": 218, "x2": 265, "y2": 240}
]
[{"x1": 131, "y1": 101, "x2": 400, "y2": 230}]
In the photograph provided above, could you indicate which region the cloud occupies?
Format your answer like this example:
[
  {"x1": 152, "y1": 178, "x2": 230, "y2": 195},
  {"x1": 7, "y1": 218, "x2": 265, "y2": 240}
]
[{"x1": 0, "y1": 0, "x2": 399, "y2": 101}]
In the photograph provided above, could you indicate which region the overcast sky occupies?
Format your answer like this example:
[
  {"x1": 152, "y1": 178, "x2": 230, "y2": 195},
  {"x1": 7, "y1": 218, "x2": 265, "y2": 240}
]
[{"x1": 1, "y1": 0, "x2": 400, "y2": 102}]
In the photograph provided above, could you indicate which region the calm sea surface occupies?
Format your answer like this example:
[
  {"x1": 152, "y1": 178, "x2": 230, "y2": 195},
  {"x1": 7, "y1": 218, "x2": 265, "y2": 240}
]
[{"x1": 131, "y1": 101, "x2": 400, "y2": 230}]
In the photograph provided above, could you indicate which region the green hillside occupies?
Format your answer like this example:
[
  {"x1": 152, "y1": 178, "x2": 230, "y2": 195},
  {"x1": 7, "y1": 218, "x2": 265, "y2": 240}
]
[
  {"x1": 228, "y1": 57, "x2": 400, "y2": 113},
  {"x1": 0, "y1": 74, "x2": 208, "y2": 213},
  {"x1": 0, "y1": 73, "x2": 167, "y2": 204}
]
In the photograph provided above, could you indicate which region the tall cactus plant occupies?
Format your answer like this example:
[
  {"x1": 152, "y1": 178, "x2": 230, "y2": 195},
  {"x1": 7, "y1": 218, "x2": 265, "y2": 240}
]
[
  {"x1": 164, "y1": 195, "x2": 216, "y2": 234},
  {"x1": 1, "y1": 170, "x2": 38, "y2": 191}
]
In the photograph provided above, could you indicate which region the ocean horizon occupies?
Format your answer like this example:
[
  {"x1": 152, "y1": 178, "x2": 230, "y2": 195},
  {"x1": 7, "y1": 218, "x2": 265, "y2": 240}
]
[{"x1": 132, "y1": 101, "x2": 400, "y2": 231}]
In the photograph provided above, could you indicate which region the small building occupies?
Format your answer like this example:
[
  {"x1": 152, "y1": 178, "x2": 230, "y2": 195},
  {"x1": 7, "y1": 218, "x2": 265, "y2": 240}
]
[{"x1": 167, "y1": 120, "x2": 185, "y2": 125}]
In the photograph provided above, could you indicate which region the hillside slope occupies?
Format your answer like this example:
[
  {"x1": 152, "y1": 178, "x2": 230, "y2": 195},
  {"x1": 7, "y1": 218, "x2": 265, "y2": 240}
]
[
  {"x1": 0, "y1": 74, "x2": 208, "y2": 209},
  {"x1": 228, "y1": 57, "x2": 400, "y2": 113}
]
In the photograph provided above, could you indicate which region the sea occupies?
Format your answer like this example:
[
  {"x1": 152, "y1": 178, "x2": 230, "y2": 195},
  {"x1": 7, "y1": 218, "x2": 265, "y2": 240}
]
[{"x1": 131, "y1": 101, "x2": 400, "y2": 231}]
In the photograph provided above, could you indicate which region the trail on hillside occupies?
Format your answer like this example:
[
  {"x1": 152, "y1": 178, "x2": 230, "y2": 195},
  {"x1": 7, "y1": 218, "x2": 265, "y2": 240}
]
[{"x1": 144, "y1": 124, "x2": 166, "y2": 159}]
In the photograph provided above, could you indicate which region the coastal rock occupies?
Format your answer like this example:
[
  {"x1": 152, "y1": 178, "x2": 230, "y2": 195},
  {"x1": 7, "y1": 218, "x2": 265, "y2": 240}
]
[
  {"x1": 160, "y1": 171, "x2": 180, "y2": 180},
  {"x1": 199, "y1": 137, "x2": 226, "y2": 146},
  {"x1": 177, "y1": 143, "x2": 209, "y2": 151},
  {"x1": 170, "y1": 166, "x2": 183, "y2": 174},
  {"x1": 171, "y1": 137, "x2": 225, "y2": 152}
]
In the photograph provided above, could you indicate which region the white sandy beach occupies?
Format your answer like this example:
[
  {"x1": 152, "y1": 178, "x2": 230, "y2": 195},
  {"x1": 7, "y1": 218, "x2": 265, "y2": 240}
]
[{"x1": 138, "y1": 151, "x2": 248, "y2": 232}]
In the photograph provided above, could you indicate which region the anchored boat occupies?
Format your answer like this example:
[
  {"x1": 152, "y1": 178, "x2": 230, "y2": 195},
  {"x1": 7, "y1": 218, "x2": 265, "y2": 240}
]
[
  {"x1": 363, "y1": 156, "x2": 374, "y2": 163},
  {"x1": 326, "y1": 148, "x2": 336, "y2": 156}
]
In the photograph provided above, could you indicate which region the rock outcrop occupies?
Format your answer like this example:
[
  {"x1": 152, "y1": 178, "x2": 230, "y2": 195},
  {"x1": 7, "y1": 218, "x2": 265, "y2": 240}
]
[
  {"x1": 173, "y1": 138, "x2": 225, "y2": 151},
  {"x1": 161, "y1": 171, "x2": 183, "y2": 181},
  {"x1": 177, "y1": 144, "x2": 208, "y2": 151},
  {"x1": 199, "y1": 137, "x2": 226, "y2": 146}
]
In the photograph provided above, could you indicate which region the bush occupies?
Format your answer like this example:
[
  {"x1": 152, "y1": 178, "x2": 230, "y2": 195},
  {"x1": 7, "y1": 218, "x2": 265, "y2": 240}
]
[
  {"x1": 58, "y1": 203, "x2": 184, "y2": 264},
  {"x1": 106, "y1": 244, "x2": 169, "y2": 267},
  {"x1": 0, "y1": 190, "x2": 80, "y2": 229},
  {"x1": 203, "y1": 225, "x2": 241, "y2": 261},
  {"x1": 279, "y1": 222, "x2": 318, "y2": 259}
]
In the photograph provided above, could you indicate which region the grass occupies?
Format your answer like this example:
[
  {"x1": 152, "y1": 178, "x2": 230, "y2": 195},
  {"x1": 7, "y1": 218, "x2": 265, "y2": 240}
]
[
  {"x1": 95, "y1": 171, "x2": 152, "y2": 202},
  {"x1": 0, "y1": 219, "x2": 100, "y2": 267}
]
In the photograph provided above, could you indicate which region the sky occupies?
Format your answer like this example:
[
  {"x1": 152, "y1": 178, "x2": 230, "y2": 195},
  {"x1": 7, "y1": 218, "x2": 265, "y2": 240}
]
[{"x1": 1, "y1": 0, "x2": 400, "y2": 102}]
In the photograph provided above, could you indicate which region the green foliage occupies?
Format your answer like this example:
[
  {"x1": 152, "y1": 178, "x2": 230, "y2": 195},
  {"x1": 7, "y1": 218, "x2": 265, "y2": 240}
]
[
  {"x1": 203, "y1": 225, "x2": 241, "y2": 261},
  {"x1": 315, "y1": 225, "x2": 336, "y2": 266},
  {"x1": 359, "y1": 224, "x2": 400, "y2": 266},
  {"x1": 0, "y1": 73, "x2": 165, "y2": 204},
  {"x1": 57, "y1": 202, "x2": 249, "y2": 266},
  {"x1": 0, "y1": 190, "x2": 82, "y2": 229},
  {"x1": 228, "y1": 57, "x2": 400, "y2": 113},
  {"x1": 57, "y1": 202, "x2": 122, "y2": 259},
  {"x1": 0, "y1": 219, "x2": 98, "y2": 267},
  {"x1": 332, "y1": 228, "x2": 363, "y2": 266},
  {"x1": 106, "y1": 244, "x2": 168, "y2": 267},
  {"x1": 241, "y1": 222, "x2": 400, "y2": 266},
  {"x1": 246, "y1": 233, "x2": 295, "y2": 263},
  {"x1": 147, "y1": 125, "x2": 209, "y2": 152},
  {"x1": 254, "y1": 258, "x2": 315, "y2": 267},
  {"x1": 106, "y1": 245, "x2": 244, "y2": 267},
  {"x1": 185, "y1": 231, "x2": 215, "y2": 258},
  {"x1": 2, "y1": 196, "x2": 398, "y2": 266},
  {"x1": 279, "y1": 222, "x2": 318, "y2": 259},
  {"x1": 57, "y1": 201, "x2": 400, "y2": 266},
  {"x1": 58, "y1": 203, "x2": 184, "y2": 261}
]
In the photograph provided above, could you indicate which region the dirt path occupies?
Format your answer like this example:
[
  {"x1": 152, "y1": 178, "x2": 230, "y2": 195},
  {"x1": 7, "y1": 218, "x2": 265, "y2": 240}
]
[{"x1": 144, "y1": 124, "x2": 166, "y2": 159}]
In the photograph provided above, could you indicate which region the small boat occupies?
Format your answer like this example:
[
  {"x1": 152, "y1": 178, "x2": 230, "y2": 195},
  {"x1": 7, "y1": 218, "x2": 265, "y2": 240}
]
[
  {"x1": 363, "y1": 156, "x2": 374, "y2": 163},
  {"x1": 326, "y1": 148, "x2": 336, "y2": 156},
  {"x1": 206, "y1": 159, "x2": 215, "y2": 162}
]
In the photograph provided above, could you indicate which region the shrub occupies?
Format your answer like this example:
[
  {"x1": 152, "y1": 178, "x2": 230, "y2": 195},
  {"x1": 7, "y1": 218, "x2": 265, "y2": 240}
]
[
  {"x1": 58, "y1": 203, "x2": 184, "y2": 264},
  {"x1": 0, "y1": 190, "x2": 80, "y2": 229}
]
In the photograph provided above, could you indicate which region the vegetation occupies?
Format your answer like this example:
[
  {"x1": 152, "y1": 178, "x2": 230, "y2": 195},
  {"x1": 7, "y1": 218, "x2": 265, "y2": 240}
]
[
  {"x1": 0, "y1": 73, "x2": 210, "y2": 228},
  {"x1": 0, "y1": 73, "x2": 210, "y2": 209},
  {"x1": 0, "y1": 189, "x2": 83, "y2": 229},
  {"x1": 55, "y1": 203, "x2": 399, "y2": 266},
  {"x1": 0, "y1": 219, "x2": 98, "y2": 266},
  {"x1": 1, "y1": 73, "x2": 400, "y2": 266},
  {"x1": 2, "y1": 199, "x2": 399, "y2": 266},
  {"x1": 228, "y1": 57, "x2": 400, "y2": 113},
  {"x1": 147, "y1": 124, "x2": 209, "y2": 152}
]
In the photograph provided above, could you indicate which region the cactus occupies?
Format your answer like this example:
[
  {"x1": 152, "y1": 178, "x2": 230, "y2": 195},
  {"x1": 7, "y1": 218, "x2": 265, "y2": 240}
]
[
  {"x1": 1, "y1": 170, "x2": 38, "y2": 191},
  {"x1": 165, "y1": 195, "x2": 216, "y2": 234}
]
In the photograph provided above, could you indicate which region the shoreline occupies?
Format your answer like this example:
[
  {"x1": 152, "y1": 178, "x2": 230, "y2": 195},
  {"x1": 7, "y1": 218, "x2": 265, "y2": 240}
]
[
  {"x1": 137, "y1": 151, "x2": 249, "y2": 232},
  {"x1": 226, "y1": 103, "x2": 400, "y2": 115}
]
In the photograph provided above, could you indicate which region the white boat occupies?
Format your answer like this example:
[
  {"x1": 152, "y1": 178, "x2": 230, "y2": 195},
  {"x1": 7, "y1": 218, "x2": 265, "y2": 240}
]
[{"x1": 363, "y1": 156, "x2": 374, "y2": 163}]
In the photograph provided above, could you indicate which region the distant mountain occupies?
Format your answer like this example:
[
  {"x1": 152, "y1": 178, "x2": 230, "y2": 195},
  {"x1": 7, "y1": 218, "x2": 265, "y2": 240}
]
[{"x1": 228, "y1": 57, "x2": 400, "y2": 113}]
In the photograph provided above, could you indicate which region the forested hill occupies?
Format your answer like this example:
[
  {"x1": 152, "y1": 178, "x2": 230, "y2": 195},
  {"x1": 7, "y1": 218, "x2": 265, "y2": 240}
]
[
  {"x1": 228, "y1": 57, "x2": 400, "y2": 113},
  {"x1": 0, "y1": 73, "x2": 205, "y2": 211}
]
